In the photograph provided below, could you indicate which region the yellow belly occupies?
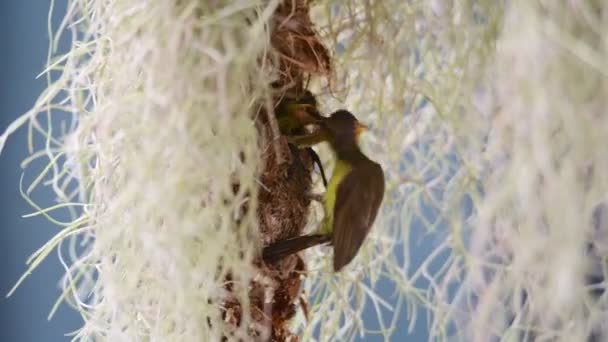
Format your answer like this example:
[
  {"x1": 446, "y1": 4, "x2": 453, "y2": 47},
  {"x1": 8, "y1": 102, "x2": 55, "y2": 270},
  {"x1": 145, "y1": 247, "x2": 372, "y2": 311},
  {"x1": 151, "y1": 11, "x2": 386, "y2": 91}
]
[{"x1": 321, "y1": 159, "x2": 352, "y2": 234}]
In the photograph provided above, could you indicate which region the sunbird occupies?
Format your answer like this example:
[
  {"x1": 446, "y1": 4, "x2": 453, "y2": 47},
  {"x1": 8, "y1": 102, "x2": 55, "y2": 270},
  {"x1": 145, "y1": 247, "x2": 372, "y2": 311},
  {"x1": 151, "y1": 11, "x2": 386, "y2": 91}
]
[
  {"x1": 274, "y1": 90, "x2": 328, "y2": 187},
  {"x1": 263, "y1": 110, "x2": 385, "y2": 271}
]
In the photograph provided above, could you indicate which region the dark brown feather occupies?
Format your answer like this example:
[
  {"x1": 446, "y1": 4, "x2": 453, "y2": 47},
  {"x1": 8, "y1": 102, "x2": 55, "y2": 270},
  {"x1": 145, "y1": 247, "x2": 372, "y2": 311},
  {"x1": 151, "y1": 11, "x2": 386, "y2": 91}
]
[{"x1": 332, "y1": 160, "x2": 384, "y2": 271}]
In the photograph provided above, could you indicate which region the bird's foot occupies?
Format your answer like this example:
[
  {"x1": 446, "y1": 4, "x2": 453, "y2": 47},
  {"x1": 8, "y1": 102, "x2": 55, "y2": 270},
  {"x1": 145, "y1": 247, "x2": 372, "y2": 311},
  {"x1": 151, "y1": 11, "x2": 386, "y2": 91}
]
[{"x1": 307, "y1": 148, "x2": 328, "y2": 188}]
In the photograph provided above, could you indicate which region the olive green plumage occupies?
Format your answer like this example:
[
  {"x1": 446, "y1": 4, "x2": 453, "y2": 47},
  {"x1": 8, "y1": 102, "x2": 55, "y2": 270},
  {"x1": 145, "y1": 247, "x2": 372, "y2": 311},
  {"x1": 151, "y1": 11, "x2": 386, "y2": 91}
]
[
  {"x1": 274, "y1": 90, "x2": 328, "y2": 187},
  {"x1": 263, "y1": 110, "x2": 385, "y2": 271}
]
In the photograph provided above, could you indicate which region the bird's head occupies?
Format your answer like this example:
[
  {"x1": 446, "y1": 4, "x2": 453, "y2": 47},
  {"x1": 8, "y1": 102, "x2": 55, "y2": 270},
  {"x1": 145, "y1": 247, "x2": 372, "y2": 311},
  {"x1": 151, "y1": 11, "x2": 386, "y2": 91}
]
[
  {"x1": 286, "y1": 90, "x2": 322, "y2": 124},
  {"x1": 297, "y1": 90, "x2": 317, "y2": 107},
  {"x1": 322, "y1": 110, "x2": 368, "y2": 142}
]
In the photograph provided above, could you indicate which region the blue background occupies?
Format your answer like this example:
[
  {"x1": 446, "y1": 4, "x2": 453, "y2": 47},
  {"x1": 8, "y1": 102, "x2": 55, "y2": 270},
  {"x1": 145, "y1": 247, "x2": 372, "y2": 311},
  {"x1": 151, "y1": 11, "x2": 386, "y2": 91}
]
[{"x1": 0, "y1": 1, "x2": 83, "y2": 341}]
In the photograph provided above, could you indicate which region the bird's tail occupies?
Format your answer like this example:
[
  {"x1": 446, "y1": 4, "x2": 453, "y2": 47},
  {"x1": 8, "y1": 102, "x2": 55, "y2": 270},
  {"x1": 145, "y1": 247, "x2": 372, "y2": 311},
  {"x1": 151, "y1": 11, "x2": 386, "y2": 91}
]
[{"x1": 263, "y1": 234, "x2": 331, "y2": 263}]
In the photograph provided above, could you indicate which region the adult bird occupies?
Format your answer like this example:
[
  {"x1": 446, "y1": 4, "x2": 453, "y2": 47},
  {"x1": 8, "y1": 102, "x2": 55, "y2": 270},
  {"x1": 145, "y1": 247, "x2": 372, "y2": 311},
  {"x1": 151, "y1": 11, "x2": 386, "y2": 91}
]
[
  {"x1": 274, "y1": 90, "x2": 328, "y2": 187},
  {"x1": 263, "y1": 110, "x2": 385, "y2": 271}
]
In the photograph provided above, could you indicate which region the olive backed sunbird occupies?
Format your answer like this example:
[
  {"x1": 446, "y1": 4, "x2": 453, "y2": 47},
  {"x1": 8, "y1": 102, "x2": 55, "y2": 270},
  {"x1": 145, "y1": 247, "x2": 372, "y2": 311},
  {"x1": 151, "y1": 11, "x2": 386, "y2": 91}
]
[
  {"x1": 274, "y1": 90, "x2": 328, "y2": 187},
  {"x1": 263, "y1": 110, "x2": 385, "y2": 271}
]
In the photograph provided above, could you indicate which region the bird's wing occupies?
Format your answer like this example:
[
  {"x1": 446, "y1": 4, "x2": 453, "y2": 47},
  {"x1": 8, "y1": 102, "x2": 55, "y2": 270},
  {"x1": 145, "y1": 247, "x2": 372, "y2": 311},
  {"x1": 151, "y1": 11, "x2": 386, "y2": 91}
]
[{"x1": 332, "y1": 161, "x2": 385, "y2": 271}]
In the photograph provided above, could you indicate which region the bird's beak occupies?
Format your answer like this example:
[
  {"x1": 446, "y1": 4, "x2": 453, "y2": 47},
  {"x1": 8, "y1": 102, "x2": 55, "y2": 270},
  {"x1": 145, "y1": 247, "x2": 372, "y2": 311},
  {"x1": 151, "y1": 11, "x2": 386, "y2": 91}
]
[{"x1": 355, "y1": 122, "x2": 369, "y2": 137}]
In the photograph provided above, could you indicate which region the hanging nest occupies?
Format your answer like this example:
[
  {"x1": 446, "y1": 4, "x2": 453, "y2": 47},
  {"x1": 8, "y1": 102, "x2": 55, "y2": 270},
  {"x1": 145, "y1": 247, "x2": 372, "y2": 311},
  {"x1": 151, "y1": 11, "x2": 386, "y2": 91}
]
[{"x1": 221, "y1": 0, "x2": 331, "y2": 340}]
